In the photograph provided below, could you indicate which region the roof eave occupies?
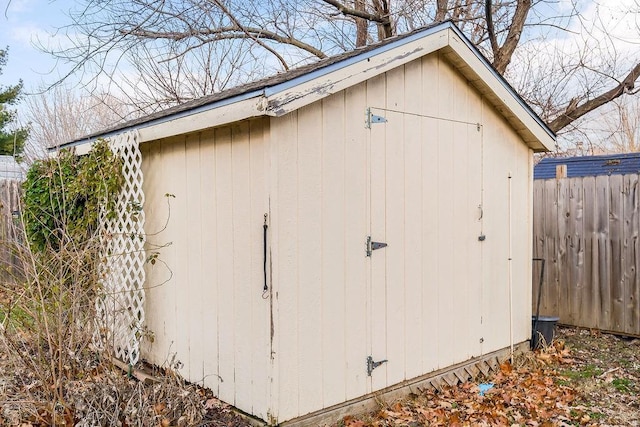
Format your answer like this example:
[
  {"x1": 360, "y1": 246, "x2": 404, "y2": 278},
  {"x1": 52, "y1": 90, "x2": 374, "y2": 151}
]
[
  {"x1": 53, "y1": 91, "x2": 269, "y2": 152},
  {"x1": 54, "y1": 21, "x2": 555, "y2": 153},
  {"x1": 264, "y1": 25, "x2": 555, "y2": 152},
  {"x1": 443, "y1": 26, "x2": 555, "y2": 152},
  {"x1": 262, "y1": 25, "x2": 450, "y2": 116}
]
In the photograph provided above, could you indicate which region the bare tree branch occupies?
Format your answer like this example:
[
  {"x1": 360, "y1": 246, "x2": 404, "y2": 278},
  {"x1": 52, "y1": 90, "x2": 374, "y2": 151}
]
[
  {"x1": 321, "y1": 0, "x2": 389, "y2": 24},
  {"x1": 549, "y1": 63, "x2": 640, "y2": 132},
  {"x1": 37, "y1": 0, "x2": 638, "y2": 141},
  {"x1": 121, "y1": 26, "x2": 327, "y2": 60},
  {"x1": 485, "y1": 0, "x2": 499, "y2": 54}
]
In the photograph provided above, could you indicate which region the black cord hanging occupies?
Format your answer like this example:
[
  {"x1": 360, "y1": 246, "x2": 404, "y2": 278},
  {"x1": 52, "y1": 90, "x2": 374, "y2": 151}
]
[{"x1": 262, "y1": 213, "x2": 269, "y2": 298}]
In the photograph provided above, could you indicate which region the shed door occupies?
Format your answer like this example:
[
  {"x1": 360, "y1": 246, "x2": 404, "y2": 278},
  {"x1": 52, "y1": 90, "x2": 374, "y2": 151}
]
[{"x1": 366, "y1": 108, "x2": 484, "y2": 392}]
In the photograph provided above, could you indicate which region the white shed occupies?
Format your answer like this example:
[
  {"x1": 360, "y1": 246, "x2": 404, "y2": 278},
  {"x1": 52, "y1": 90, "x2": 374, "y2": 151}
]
[{"x1": 64, "y1": 21, "x2": 554, "y2": 426}]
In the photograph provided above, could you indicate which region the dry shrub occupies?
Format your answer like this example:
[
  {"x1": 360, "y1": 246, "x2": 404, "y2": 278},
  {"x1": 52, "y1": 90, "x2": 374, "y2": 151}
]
[
  {"x1": 0, "y1": 232, "x2": 102, "y2": 424},
  {"x1": 0, "y1": 145, "x2": 205, "y2": 425},
  {"x1": 0, "y1": 231, "x2": 206, "y2": 426}
]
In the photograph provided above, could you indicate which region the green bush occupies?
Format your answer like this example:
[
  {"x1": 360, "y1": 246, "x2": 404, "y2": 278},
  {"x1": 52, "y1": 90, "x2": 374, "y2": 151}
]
[{"x1": 22, "y1": 139, "x2": 124, "y2": 252}]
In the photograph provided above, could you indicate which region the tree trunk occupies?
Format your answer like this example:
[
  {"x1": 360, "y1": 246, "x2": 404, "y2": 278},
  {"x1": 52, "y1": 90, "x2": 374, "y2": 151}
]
[
  {"x1": 435, "y1": 0, "x2": 448, "y2": 22},
  {"x1": 372, "y1": 0, "x2": 393, "y2": 40},
  {"x1": 355, "y1": 0, "x2": 367, "y2": 47},
  {"x1": 486, "y1": 0, "x2": 531, "y2": 75}
]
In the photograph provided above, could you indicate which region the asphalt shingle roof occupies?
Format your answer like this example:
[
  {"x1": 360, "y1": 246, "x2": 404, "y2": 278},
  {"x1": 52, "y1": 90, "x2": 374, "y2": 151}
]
[{"x1": 534, "y1": 153, "x2": 640, "y2": 179}]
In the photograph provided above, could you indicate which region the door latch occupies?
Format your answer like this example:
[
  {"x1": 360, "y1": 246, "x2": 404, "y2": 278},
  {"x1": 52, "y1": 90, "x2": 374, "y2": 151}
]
[
  {"x1": 366, "y1": 236, "x2": 387, "y2": 257},
  {"x1": 366, "y1": 356, "x2": 388, "y2": 376}
]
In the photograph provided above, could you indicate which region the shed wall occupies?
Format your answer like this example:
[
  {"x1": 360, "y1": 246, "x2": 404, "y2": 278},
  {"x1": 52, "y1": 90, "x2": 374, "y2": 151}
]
[
  {"x1": 140, "y1": 119, "x2": 271, "y2": 420},
  {"x1": 268, "y1": 86, "x2": 370, "y2": 421},
  {"x1": 269, "y1": 52, "x2": 534, "y2": 423},
  {"x1": 135, "y1": 51, "x2": 535, "y2": 426},
  {"x1": 481, "y1": 101, "x2": 533, "y2": 350}
]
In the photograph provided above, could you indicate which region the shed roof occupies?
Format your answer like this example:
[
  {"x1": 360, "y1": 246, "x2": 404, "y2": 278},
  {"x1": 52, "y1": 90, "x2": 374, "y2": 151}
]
[
  {"x1": 59, "y1": 21, "x2": 555, "y2": 152},
  {"x1": 534, "y1": 153, "x2": 640, "y2": 179}
]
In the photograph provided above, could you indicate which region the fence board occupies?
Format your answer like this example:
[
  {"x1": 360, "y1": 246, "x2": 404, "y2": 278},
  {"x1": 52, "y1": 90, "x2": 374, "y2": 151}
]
[
  {"x1": 633, "y1": 175, "x2": 640, "y2": 333},
  {"x1": 558, "y1": 178, "x2": 569, "y2": 320},
  {"x1": 623, "y1": 175, "x2": 638, "y2": 334},
  {"x1": 581, "y1": 177, "x2": 597, "y2": 328},
  {"x1": 0, "y1": 179, "x2": 22, "y2": 282},
  {"x1": 569, "y1": 179, "x2": 584, "y2": 326},
  {"x1": 595, "y1": 175, "x2": 611, "y2": 331},
  {"x1": 532, "y1": 180, "x2": 545, "y2": 315},
  {"x1": 534, "y1": 173, "x2": 640, "y2": 336},
  {"x1": 609, "y1": 175, "x2": 624, "y2": 332},
  {"x1": 542, "y1": 179, "x2": 559, "y2": 315}
]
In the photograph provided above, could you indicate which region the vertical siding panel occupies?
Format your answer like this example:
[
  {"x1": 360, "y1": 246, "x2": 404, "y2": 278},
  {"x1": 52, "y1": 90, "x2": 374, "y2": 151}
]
[
  {"x1": 511, "y1": 142, "x2": 533, "y2": 342},
  {"x1": 529, "y1": 153, "x2": 535, "y2": 326},
  {"x1": 436, "y1": 54, "x2": 456, "y2": 367},
  {"x1": 214, "y1": 127, "x2": 236, "y2": 404},
  {"x1": 481, "y1": 119, "x2": 499, "y2": 350},
  {"x1": 384, "y1": 66, "x2": 406, "y2": 386},
  {"x1": 141, "y1": 142, "x2": 169, "y2": 367},
  {"x1": 273, "y1": 113, "x2": 300, "y2": 421},
  {"x1": 249, "y1": 119, "x2": 270, "y2": 418},
  {"x1": 163, "y1": 137, "x2": 188, "y2": 373},
  {"x1": 420, "y1": 54, "x2": 439, "y2": 373},
  {"x1": 267, "y1": 117, "x2": 280, "y2": 421},
  {"x1": 480, "y1": 109, "x2": 510, "y2": 351},
  {"x1": 321, "y1": 92, "x2": 347, "y2": 407},
  {"x1": 451, "y1": 68, "x2": 471, "y2": 363},
  {"x1": 367, "y1": 73, "x2": 387, "y2": 392},
  {"x1": 466, "y1": 84, "x2": 483, "y2": 358},
  {"x1": 402, "y1": 59, "x2": 423, "y2": 380},
  {"x1": 610, "y1": 175, "x2": 624, "y2": 331},
  {"x1": 199, "y1": 130, "x2": 220, "y2": 396},
  {"x1": 343, "y1": 82, "x2": 369, "y2": 400},
  {"x1": 506, "y1": 125, "x2": 527, "y2": 342},
  {"x1": 185, "y1": 133, "x2": 203, "y2": 382},
  {"x1": 231, "y1": 122, "x2": 254, "y2": 410},
  {"x1": 296, "y1": 104, "x2": 324, "y2": 416}
]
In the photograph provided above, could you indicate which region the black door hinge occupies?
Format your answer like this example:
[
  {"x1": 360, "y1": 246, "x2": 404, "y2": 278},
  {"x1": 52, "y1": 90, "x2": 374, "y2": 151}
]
[
  {"x1": 366, "y1": 356, "x2": 388, "y2": 376},
  {"x1": 366, "y1": 236, "x2": 387, "y2": 257}
]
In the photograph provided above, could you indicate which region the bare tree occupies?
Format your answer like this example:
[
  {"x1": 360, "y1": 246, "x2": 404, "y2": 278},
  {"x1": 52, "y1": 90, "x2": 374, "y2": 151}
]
[
  {"x1": 106, "y1": 40, "x2": 265, "y2": 113},
  {"x1": 45, "y1": 0, "x2": 640, "y2": 137},
  {"x1": 24, "y1": 85, "x2": 131, "y2": 159},
  {"x1": 596, "y1": 98, "x2": 640, "y2": 153}
]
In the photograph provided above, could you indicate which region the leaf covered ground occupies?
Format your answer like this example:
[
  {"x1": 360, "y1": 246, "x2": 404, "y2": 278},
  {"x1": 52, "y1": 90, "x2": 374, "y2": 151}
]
[
  {"x1": 2, "y1": 326, "x2": 639, "y2": 425},
  {"x1": 335, "y1": 326, "x2": 640, "y2": 427},
  {"x1": 552, "y1": 326, "x2": 640, "y2": 426},
  {"x1": 338, "y1": 345, "x2": 579, "y2": 426}
]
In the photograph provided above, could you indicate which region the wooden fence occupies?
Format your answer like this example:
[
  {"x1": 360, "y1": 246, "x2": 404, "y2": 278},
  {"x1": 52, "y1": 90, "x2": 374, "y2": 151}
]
[
  {"x1": 0, "y1": 179, "x2": 23, "y2": 282},
  {"x1": 533, "y1": 174, "x2": 640, "y2": 336}
]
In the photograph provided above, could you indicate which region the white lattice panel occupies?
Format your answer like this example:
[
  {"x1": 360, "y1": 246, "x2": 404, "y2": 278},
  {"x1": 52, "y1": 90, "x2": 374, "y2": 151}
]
[{"x1": 96, "y1": 131, "x2": 146, "y2": 365}]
